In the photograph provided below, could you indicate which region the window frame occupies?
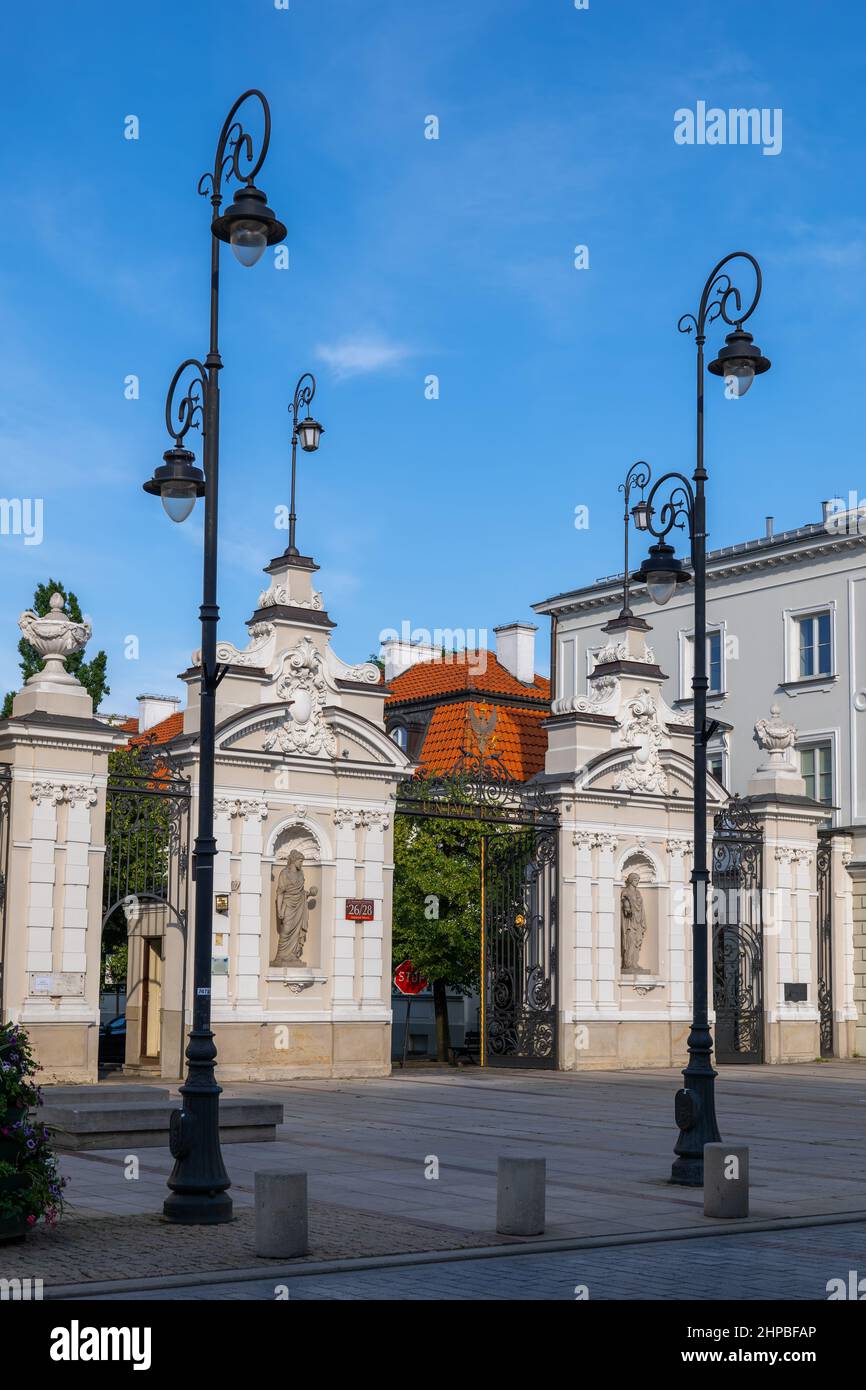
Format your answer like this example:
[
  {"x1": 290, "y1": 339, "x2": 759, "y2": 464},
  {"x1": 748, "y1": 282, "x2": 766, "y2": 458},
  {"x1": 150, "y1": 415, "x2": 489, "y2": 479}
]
[
  {"x1": 677, "y1": 620, "x2": 728, "y2": 702},
  {"x1": 796, "y1": 730, "x2": 838, "y2": 818},
  {"x1": 782, "y1": 603, "x2": 837, "y2": 686}
]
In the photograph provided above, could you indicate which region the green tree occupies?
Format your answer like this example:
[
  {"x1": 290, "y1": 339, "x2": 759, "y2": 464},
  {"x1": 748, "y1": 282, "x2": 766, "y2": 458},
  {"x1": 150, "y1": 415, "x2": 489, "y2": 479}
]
[
  {"x1": 2, "y1": 579, "x2": 109, "y2": 718},
  {"x1": 392, "y1": 815, "x2": 493, "y2": 1063}
]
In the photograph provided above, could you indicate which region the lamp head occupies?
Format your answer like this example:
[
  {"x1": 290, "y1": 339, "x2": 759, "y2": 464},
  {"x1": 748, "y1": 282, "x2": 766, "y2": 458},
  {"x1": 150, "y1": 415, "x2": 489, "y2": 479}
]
[
  {"x1": 143, "y1": 445, "x2": 205, "y2": 523},
  {"x1": 708, "y1": 327, "x2": 770, "y2": 399},
  {"x1": 211, "y1": 183, "x2": 287, "y2": 266},
  {"x1": 632, "y1": 539, "x2": 691, "y2": 606}
]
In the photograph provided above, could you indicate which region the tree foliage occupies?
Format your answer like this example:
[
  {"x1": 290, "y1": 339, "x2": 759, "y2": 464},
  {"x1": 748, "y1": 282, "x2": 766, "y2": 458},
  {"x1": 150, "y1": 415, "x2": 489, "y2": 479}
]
[
  {"x1": 2, "y1": 579, "x2": 109, "y2": 718},
  {"x1": 392, "y1": 815, "x2": 491, "y2": 993}
]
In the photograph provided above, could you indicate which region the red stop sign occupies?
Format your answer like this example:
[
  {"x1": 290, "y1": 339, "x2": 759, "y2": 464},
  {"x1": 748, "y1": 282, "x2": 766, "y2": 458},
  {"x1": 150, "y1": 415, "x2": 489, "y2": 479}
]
[{"x1": 394, "y1": 959, "x2": 428, "y2": 995}]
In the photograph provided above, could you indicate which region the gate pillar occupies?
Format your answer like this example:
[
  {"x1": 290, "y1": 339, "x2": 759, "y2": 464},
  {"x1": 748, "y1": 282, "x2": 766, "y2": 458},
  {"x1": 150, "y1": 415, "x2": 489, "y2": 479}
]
[
  {"x1": 0, "y1": 597, "x2": 127, "y2": 1080},
  {"x1": 744, "y1": 706, "x2": 843, "y2": 1063}
]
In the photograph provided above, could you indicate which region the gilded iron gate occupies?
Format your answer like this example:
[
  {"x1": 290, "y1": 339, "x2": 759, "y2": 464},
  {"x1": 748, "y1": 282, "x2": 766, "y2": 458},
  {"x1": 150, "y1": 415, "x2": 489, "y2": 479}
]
[
  {"x1": 395, "y1": 750, "x2": 559, "y2": 1068},
  {"x1": 711, "y1": 798, "x2": 764, "y2": 1065},
  {"x1": 816, "y1": 831, "x2": 834, "y2": 1058},
  {"x1": 482, "y1": 825, "x2": 558, "y2": 1068}
]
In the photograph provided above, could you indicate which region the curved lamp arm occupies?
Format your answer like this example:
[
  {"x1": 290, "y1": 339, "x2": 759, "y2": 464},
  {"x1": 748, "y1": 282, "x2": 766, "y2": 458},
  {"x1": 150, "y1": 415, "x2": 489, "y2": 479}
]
[{"x1": 678, "y1": 251, "x2": 763, "y2": 343}]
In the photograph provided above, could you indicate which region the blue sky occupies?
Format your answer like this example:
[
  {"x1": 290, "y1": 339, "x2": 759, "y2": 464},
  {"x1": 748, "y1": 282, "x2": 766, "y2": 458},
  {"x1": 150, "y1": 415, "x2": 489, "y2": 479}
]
[{"x1": 1, "y1": 0, "x2": 864, "y2": 712}]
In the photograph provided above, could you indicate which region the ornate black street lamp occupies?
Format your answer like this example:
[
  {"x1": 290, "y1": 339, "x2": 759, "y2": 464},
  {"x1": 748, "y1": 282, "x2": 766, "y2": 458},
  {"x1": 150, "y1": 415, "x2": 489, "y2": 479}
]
[
  {"x1": 143, "y1": 91, "x2": 286, "y2": 1224},
  {"x1": 615, "y1": 460, "x2": 651, "y2": 621},
  {"x1": 631, "y1": 252, "x2": 770, "y2": 1187},
  {"x1": 284, "y1": 372, "x2": 324, "y2": 557}
]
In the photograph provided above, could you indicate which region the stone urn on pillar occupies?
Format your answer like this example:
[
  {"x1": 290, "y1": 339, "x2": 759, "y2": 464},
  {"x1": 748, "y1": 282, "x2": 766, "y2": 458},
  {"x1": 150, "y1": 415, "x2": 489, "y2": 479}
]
[{"x1": 13, "y1": 593, "x2": 93, "y2": 718}]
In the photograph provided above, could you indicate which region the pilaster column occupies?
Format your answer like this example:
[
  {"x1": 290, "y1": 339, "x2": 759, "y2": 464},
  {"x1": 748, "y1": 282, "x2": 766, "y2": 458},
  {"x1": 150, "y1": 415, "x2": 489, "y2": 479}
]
[
  {"x1": 665, "y1": 838, "x2": 692, "y2": 1010},
  {"x1": 358, "y1": 810, "x2": 389, "y2": 1008},
  {"x1": 332, "y1": 808, "x2": 358, "y2": 1007}
]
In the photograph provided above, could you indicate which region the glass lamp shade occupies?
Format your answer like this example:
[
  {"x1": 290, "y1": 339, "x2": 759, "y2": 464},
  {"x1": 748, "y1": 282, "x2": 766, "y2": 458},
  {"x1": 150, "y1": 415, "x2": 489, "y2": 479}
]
[
  {"x1": 646, "y1": 570, "x2": 678, "y2": 606},
  {"x1": 161, "y1": 482, "x2": 198, "y2": 523},
  {"x1": 229, "y1": 220, "x2": 268, "y2": 267},
  {"x1": 298, "y1": 415, "x2": 324, "y2": 452},
  {"x1": 723, "y1": 363, "x2": 755, "y2": 398},
  {"x1": 631, "y1": 499, "x2": 653, "y2": 531}
]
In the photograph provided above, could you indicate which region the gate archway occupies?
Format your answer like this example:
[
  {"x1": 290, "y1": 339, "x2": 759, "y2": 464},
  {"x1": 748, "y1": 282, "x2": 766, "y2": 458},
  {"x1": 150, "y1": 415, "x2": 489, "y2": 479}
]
[
  {"x1": 101, "y1": 742, "x2": 191, "y2": 1077},
  {"x1": 395, "y1": 751, "x2": 559, "y2": 1069}
]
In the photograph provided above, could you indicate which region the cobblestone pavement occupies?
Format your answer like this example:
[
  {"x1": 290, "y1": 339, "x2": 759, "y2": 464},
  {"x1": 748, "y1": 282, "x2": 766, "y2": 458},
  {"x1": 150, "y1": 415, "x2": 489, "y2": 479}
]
[
  {"x1": 0, "y1": 1204, "x2": 512, "y2": 1287},
  {"x1": 88, "y1": 1221, "x2": 866, "y2": 1300}
]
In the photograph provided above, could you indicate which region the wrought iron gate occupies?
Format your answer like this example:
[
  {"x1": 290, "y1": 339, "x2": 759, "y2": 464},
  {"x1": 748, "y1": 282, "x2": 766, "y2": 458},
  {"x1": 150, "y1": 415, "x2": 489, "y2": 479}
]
[
  {"x1": 482, "y1": 825, "x2": 558, "y2": 1068},
  {"x1": 0, "y1": 766, "x2": 12, "y2": 1019},
  {"x1": 395, "y1": 750, "x2": 559, "y2": 1068},
  {"x1": 102, "y1": 742, "x2": 191, "y2": 1074},
  {"x1": 816, "y1": 831, "x2": 834, "y2": 1058},
  {"x1": 711, "y1": 798, "x2": 764, "y2": 1065}
]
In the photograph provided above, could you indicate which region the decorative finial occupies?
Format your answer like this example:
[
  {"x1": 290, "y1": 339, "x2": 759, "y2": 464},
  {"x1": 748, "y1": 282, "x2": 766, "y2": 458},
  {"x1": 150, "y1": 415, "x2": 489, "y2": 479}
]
[
  {"x1": 18, "y1": 593, "x2": 91, "y2": 686},
  {"x1": 754, "y1": 704, "x2": 797, "y2": 767}
]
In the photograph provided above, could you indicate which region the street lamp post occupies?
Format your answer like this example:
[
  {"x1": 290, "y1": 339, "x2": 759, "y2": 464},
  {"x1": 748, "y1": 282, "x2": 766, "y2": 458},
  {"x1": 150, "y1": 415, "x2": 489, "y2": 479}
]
[
  {"x1": 285, "y1": 372, "x2": 324, "y2": 557},
  {"x1": 631, "y1": 252, "x2": 770, "y2": 1186},
  {"x1": 143, "y1": 91, "x2": 286, "y2": 1224},
  {"x1": 616, "y1": 460, "x2": 651, "y2": 622}
]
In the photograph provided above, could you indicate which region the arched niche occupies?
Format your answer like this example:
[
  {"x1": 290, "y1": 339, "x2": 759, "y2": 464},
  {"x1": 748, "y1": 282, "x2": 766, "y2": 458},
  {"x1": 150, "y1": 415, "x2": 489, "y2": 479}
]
[
  {"x1": 618, "y1": 850, "x2": 658, "y2": 978},
  {"x1": 268, "y1": 824, "x2": 322, "y2": 969}
]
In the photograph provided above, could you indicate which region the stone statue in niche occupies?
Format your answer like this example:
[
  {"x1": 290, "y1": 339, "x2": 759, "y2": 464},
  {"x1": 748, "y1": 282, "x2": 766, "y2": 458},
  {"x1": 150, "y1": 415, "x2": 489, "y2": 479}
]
[
  {"x1": 271, "y1": 850, "x2": 318, "y2": 966},
  {"x1": 620, "y1": 872, "x2": 648, "y2": 973}
]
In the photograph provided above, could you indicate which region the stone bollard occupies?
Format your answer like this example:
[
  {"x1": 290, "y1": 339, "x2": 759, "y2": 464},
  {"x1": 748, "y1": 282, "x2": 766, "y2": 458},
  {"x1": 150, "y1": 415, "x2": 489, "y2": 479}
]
[
  {"x1": 255, "y1": 1170, "x2": 309, "y2": 1257},
  {"x1": 496, "y1": 1156, "x2": 546, "y2": 1236},
  {"x1": 704, "y1": 1144, "x2": 749, "y2": 1219}
]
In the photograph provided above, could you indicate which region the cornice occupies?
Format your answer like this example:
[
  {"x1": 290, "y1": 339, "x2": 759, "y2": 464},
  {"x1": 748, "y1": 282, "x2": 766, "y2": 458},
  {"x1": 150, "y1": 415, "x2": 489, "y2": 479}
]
[{"x1": 536, "y1": 531, "x2": 866, "y2": 619}]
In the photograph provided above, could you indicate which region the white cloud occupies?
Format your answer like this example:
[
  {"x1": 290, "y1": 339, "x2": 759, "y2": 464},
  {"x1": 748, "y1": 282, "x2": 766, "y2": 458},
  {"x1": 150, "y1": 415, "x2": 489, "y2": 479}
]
[{"x1": 315, "y1": 333, "x2": 411, "y2": 380}]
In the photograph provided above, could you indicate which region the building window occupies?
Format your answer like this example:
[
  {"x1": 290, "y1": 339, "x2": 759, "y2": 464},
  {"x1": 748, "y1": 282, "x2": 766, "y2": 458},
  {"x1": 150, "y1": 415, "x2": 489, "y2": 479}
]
[
  {"x1": 796, "y1": 612, "x2": 832, "y2": 678},
  {"x1": 681, "y1": 626, "x2": 725, "y2": 699},
  {"x1": 389, "y1": 725, "x2": 408, "y2": 751},
  {"x1": 800, "y1": 742, "x2": 833, "y2": 805},
  {"x1": 708, "y1": 749, "x2": 725, "y2": 784}
]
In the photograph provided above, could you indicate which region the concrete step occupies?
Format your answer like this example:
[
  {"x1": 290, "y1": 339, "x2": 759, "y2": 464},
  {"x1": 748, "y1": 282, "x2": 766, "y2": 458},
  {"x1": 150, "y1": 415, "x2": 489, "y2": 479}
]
[
  {"x1": 42, "y1": 1099, "x2": 283, "y2": 1151},
  {"x1": 41, "y1": 1085, "x2": 173, "y2": 1105}
]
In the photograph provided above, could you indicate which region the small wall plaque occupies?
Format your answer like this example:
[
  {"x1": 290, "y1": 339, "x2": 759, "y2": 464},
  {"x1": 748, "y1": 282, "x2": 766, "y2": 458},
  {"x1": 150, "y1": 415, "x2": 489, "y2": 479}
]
[
  {"x1": 345, "y1": 898, "x2": 375, "y2": 921},
  {"x1": 29, "y1": 972, "x2": 85, "y2": 998},
  {"x1": 214, "y1": 894, "x2": 229, "y2": 914},
  {"x1": 784, "y1": 982, "x2": 807, "y2": 1003}
]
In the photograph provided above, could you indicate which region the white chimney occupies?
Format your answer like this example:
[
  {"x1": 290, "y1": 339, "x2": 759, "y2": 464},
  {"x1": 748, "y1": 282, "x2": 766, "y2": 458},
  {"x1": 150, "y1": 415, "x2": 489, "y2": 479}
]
[
  {"x1": 381, "y1": 639, "x2": 442, "y2": 684},
  {"x1": 137, "y1": 693, "x2": 181, "y2": 732},
  {"x1": 494, "y1": 622, "x2": 537, "y2": 685}
]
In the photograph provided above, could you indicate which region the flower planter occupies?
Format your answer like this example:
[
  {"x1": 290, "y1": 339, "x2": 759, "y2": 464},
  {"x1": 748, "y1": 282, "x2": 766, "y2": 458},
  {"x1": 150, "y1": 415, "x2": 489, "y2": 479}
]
[
  {"x1": 0, "y1": 1025, "x2": 64, "y2": 1235},
  {"x1": 0, "y1": 1108, "x2": 25, "y2": 1163},
  {"x1": 0, "y1": 1172, "x2": 31, "y2": 1243},
  {"x1": 0, "y1": 1215, "x2": 29, "y2": 1243}
]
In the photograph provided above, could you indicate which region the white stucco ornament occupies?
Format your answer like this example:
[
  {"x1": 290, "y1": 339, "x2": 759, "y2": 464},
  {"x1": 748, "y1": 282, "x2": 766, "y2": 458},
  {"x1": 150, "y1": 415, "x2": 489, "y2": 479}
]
[
  {"x1": 19, "y1": 592, "x2": 91, "y2": 683},
  {"x1": 613, "y1": 688, "x2": 668, "y2": 793},
  {"x1": 264, "y1": 636, "x2": 337, "y2": 757}
]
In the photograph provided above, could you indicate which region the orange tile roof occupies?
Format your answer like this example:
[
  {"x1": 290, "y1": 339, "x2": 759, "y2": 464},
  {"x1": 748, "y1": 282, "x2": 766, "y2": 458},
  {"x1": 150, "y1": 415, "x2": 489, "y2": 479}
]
[
  {"x1": 418, "y1": 700, "x2": 548, "y2": 781},
  {"x1": 386, "y1": 651, "x2": 549, "y2": 707},
  {"x1": 127, "y1": 711, "x2": 185, "y2": 747}
]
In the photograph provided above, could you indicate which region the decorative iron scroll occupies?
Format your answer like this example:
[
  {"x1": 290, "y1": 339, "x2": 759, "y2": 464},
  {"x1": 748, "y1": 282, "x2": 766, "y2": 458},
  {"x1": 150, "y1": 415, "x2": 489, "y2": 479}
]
[
  {"x1": 712, "y1": 795, "x2": 764, "y2": 1065},
  {"x1": 395, "y1": 750, "x2": 557, "y2": 826},
  {"x1": 484, "y1": 826, "x2": 558, "y2": 1069},
  {"x1": 817, "y1": 832, "x2": 834, "y2": 1058}
]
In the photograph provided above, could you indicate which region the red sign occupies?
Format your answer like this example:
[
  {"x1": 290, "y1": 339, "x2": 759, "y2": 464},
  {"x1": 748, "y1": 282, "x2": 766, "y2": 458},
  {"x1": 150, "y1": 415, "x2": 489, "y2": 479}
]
[
  {"x1": 394, "y1": 959, "x2": 428, "y2": 995},
  {"x1": 345, "y1": 898, "x2": 374, "y2": 921}
]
